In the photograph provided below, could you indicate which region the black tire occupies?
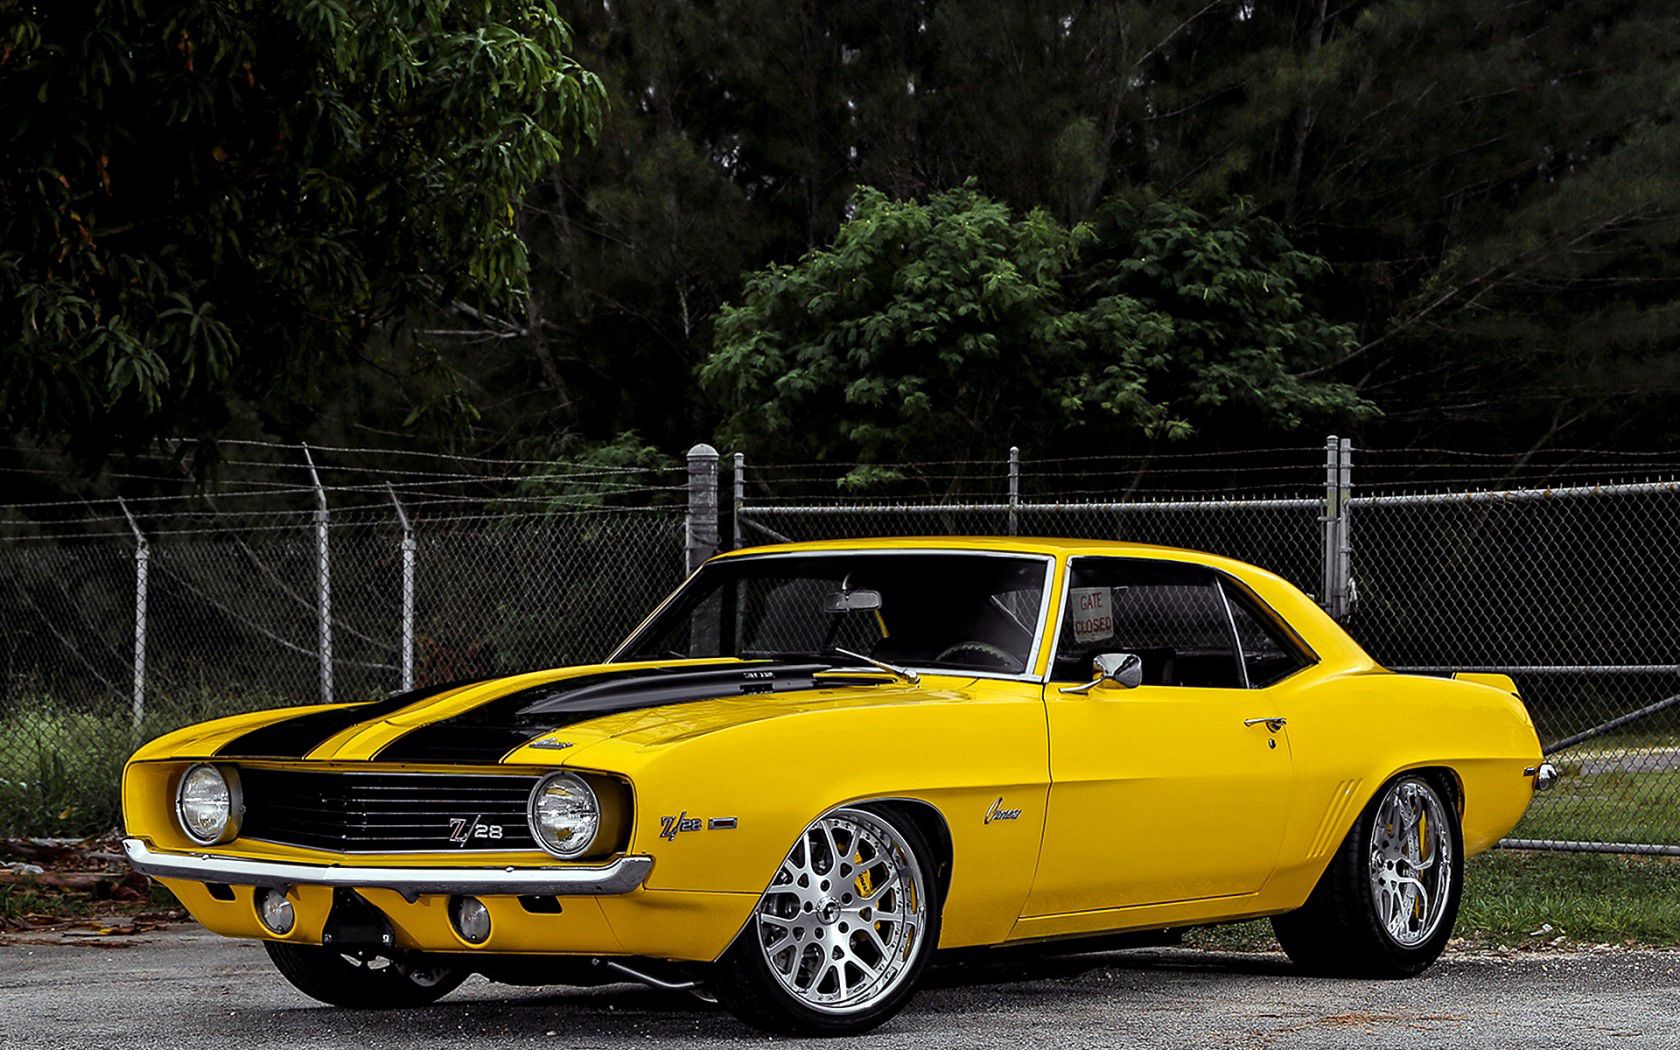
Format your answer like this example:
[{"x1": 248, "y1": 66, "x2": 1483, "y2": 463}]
[
  {"x1": 712, "y1": 806, "x2": 943, "y2": 1036},
  {"x1": 264, "y1": 941, "x2": 468, "y2": 1008},
  {"x1": 1272, "y1": 773, "x2": 1463, "y2": 978}
]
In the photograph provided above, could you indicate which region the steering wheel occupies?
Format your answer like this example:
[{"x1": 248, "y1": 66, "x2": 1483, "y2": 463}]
[{"x1": 934, "y1": 640, "x2": 1025, "y2": 674}]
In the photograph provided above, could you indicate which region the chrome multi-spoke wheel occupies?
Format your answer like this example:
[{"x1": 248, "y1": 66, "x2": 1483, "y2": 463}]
[
  {"x1": 755, "y1": 808, "x2": 928, "y2": 1013},
  {"x1": 716, "y1": 805, "x2": 941, "y2": 1034},
  {"x1": 1369, "y1": 777, "x2": 1454, "y2": 948},
  {"x1": 1272, "y1": 772, "x2": 1462, "y2": 978}
]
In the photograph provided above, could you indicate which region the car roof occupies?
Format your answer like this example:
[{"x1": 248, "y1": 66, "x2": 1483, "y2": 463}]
[
  {"x1": 714, "y1": 536, "x2": 1375, "y2": 672},
  {"x1": 720, "y1": 534, "x2": 1241, "y2": 564}
]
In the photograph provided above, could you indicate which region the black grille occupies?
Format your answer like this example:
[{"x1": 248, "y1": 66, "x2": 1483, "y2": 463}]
[{"x1": 238, "y1": 767, "x2": 541, "y2": 853}]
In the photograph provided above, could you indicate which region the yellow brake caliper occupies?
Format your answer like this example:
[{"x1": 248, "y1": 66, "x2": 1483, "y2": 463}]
[{"x1": 1414, "y1": 811, "x2": 1429, "y2": 920}]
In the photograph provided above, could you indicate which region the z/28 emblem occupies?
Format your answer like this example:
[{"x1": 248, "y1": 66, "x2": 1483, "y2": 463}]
[
  {"x1": 448, "y1": 815, "x2": 504, "y2": 846},
  {"x1": 659, "y1": 812, "x2": 739, "y2": 839}
]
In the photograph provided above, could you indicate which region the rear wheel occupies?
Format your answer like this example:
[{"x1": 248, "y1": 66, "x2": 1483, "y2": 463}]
[
  {"x1": 713, "y1": 806, "x2": 940, "y2": 1035},
  {"x1": 1272, "y1": 773, "x2": 1462, "y2": 977},
  {"x1": 264, "y1": 941, "x2": 467, "y2": 1008}
]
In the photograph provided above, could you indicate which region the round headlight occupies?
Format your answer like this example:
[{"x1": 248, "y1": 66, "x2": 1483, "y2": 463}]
[
  {"x1": 176, "y1": 763, "x2": 240, "y2": 845},
  {"x1": 527, "y1": 773, "x2": 599, "y2": 858}
]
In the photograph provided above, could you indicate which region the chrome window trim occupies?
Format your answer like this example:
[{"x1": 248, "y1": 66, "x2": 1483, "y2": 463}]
[
  {"x1": 1212, "y1": 570, "x2": 1321, "y2": 687},
  {"x1": 1040, "y1": 558, "x2": 1077, "y2": 685},
  {"x1": 608, "y1": 548, "x2": 1058, "y2": 685},
  {"x1": 1215, "y1": 577, "x2": 1252, "y2": 689},
  {"x1": 121, "y1": 837, "x2": 653, "y2": 899}
]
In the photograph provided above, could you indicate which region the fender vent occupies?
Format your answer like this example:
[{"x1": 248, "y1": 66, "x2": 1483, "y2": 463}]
[{"x1": 1307, "y1": 778, "x2": 1363, "y2": 858}]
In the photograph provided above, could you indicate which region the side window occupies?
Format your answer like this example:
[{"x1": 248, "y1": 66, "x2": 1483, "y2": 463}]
[
  {"x1": 1221, "y1": 582, "x2": 1312, "y2": 687},
  {"x1": 1052, "y1": 559, "x2": 1243, "y2": 688}
]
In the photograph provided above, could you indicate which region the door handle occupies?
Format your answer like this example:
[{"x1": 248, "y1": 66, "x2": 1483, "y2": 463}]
[{"x1": 1243, "y1": 717, "x2": 1287, "y2": 733}]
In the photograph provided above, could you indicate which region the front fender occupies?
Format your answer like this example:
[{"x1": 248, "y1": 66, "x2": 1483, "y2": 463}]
[{"x1": 555, "y1": 684, "x2": 1050, "y2": 948}]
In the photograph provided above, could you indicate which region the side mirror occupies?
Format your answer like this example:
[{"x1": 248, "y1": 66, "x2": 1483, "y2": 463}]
[{"x1": 1059, "y1": 652, "x2": 1143, "y2": 695}]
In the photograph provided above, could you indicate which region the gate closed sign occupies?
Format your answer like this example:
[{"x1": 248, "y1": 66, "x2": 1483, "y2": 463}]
[{"x1": 1069, "y1": 586, "x2": 1114, "y2": 644}]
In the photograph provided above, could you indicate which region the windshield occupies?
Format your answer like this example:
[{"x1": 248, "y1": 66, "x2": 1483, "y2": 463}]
[{"x1": 615, "y1": 551, "x2": 1051, "y2": 676}]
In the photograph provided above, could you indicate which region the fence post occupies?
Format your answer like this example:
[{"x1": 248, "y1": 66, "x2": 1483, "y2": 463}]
[
  {"x1": 685, "y1": 443, "x2": 720, "y2": 574},
  {"x1": 1336, "y1": 437, "x2": 1353, "y2": 620},
  {"x1": 302, "y1": 443, "x2": 333, "y2": 703},
  {"x1": 388, "y1": 484, "x2": 415, "y2": 692},
  {"x1": 732, "y1": 452, "x2": 746, "y2": 550},
  {"x1": 1007, "y1": 446, "x2": 1021, "y2": 536},
  {"x1": 119, "y1": 498, "x2": 148, "y2": 730},
  {"x1": 1321, "y1": 435, "x2": 1340, "y2": 616}
]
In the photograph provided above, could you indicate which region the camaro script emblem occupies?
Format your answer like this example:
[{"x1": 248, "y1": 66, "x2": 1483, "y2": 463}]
[
  {"x1": 448, "y1": 814, "x2": 504, "y2": 846},
  {"x1": 984, "y1": 797, "x2": 1023, "y2": 824}
]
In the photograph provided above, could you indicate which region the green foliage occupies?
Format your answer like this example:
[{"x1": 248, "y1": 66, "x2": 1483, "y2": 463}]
[
  {"x1": 0, "y1": 688, "x2": 290, "y2": 837},
  {"x1": 511, "y1": 430, "x2": 678, "y2": 509},
  {"x1": 0, "y1": 0, "x2": 604, "y2": 461},
  {"x1": 703, "y1": 184, "x2": 1368, "y2": 482},
  {"x1": 8, "y1": 0, "x2": 1680, "y2": 464},
  {"x1": 515, "y1": 1, "x2": 1680, "y2": 459}
]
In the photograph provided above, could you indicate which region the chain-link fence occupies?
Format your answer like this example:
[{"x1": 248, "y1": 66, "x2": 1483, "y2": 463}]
[
  {"x1": 736, "y1": 441, "x2": 1680, "y2": 855},
  {"x1": 5, "y1": 438, "x2": 1680, "y2": 853},
  {"x1": 0, "y1": 443, "x2": 689, "y2": 835}
]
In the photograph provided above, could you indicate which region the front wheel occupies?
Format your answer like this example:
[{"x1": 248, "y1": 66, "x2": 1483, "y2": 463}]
[
  {"x1": 712, "y1": 806, "x2": 941, "y2": 1035},
  {"x1": 264, "y1": 941, "x2": 468, "y2": 1008},
  {"x1": 1272, "y1": 773, "x2": 1462, "y2": 977}
]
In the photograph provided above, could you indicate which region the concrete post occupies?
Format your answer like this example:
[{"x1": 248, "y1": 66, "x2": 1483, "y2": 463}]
[
  {"x1": 732, "y1": 452, "x2": 746, "y2": 550},
  {"x1": 685, "y1": 444, "x2": 720, "y2": 574},
  {"x1": 1335, "y1": 437, "x2": 1354, "y2": 620}
]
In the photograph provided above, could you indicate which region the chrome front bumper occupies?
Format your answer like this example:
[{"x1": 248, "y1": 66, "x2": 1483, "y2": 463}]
[{"x1": 123, "y1": 838, "x2": 654, "y2": 899}]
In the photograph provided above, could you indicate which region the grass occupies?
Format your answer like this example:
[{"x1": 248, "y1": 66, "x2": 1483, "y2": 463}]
[
  {"x1": 1514, "y1": 759, "x2": 1680, "y2": 846},
  {"x1": 1187, "y1": 850, "x2": 1680, "y2": 952},
  {"x1": 0, "y1": 689, "x2": 288, "y2": 837},
  {"x1": 0, "y1": 877, "x2": 95, "y2": 923},
  {"x1": 0, "y1": 702, "x2": 135, "y2": 837}
]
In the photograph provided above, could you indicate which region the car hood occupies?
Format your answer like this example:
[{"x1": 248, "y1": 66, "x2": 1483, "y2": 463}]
[{"x1": 192, "y1": 659, "x2": 955, "y2": 765}]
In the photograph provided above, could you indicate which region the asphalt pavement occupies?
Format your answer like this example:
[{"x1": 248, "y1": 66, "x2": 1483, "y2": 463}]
[{"x1": 3, "y1": 927, "x2": 1678, "y2": 1049}]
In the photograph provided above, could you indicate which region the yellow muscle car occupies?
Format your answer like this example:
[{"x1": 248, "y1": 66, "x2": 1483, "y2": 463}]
[{"x1": 122, "y1": 537, "x2": 1552, "y2": 1034}]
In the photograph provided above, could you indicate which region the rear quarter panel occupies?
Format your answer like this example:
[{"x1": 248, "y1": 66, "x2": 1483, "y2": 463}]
[{"x1": 1264, "y1": 669, "x2": 1543, "y2": 909}]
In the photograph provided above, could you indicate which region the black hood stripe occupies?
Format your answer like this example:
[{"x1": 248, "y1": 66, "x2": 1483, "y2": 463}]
[
  {"x1": 214, "y1": 679, "x2": 483, "y2": 759},
  {"x1": 372, "y1": 662, "x2": 877, "y2": 763}
]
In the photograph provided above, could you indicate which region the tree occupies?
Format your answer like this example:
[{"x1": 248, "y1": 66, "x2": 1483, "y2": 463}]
[
  {"x1": 521, "y1": 1, "x2": 1680, "y2": 459},
  {"x1": 0, "y1": 0, "x2": 603, "y2": 463},
  {"x1": 702, "y1": 184, "x2": 1368, "y2": 482}
]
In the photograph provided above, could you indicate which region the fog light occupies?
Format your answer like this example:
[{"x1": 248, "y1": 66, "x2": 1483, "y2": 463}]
[
  {"x1": 451, "y1": 896, "x2": 491, "y2": 944},
  {"x1": 256, "y1": 888, "x2": 295, "y2": 935}
]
